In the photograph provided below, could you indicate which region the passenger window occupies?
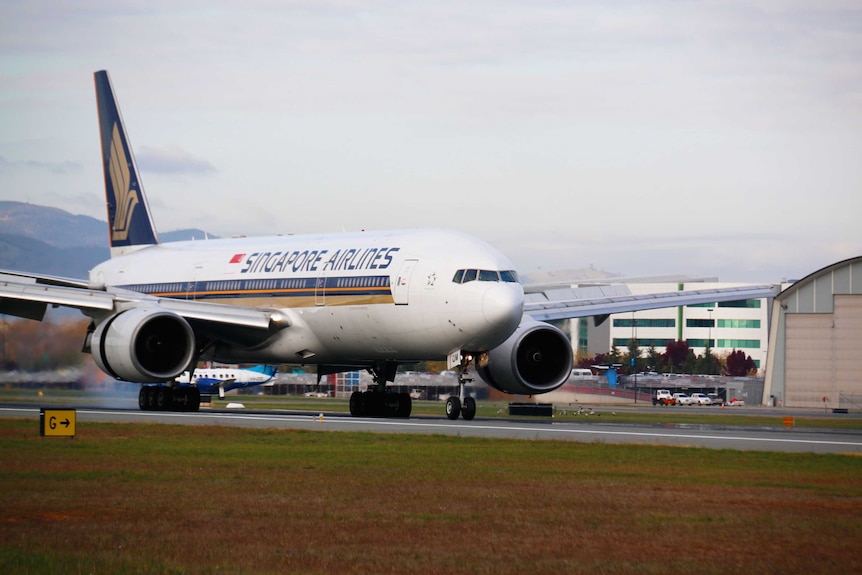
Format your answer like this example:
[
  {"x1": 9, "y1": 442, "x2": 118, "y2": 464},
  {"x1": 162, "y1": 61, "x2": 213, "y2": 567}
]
[
  {"x1": 479, "y1": 270, "x2": 499, "y2": 282},
  {"x1": 462, "y1": 269, "x2": 478, "y2": 283},
  {"x1": 452, "y1": 269, "x2": 465, "y2": 283}
]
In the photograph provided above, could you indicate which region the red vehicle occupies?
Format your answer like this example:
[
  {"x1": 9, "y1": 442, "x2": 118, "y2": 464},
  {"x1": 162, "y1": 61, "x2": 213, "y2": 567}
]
[{"x1": 653, "y1": 389, "x2": 676, "y2": 406}]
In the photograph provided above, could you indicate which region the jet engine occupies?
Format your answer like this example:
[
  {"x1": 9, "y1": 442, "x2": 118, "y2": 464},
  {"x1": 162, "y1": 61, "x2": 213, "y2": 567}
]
[
  {"x1": 475, "y1": 317, "x2": 573, "y2": 395},
  {"x1": 91, "y1": 307, "x2": 196, "y2": 382}
]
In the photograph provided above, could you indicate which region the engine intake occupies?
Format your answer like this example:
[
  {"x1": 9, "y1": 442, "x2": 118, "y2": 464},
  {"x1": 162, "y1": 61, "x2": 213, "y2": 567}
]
[
  {"x1": 91, "y1": 307, "x2": 195, "y2": 382},
  {"x1": 476, "y1": 317, "x2": 573, "y2": 395}
]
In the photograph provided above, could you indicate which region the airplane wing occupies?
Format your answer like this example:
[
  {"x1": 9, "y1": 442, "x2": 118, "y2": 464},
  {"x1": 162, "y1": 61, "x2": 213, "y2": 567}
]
[
  {"x1": 523, "y1": 283, "x2": 780, "y2": 322},
  {"x1": 0, "y1": 269, "x2": 91, "y2": 289},
  {"x1": 0, "y1": 271, "x2": 287, "y2": 343}
]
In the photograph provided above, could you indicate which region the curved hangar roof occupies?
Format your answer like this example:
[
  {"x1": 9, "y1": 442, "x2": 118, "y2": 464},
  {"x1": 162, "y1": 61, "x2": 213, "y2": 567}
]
[{"x1": 777, "y1": 255, "x2": 862, "y2": 313}]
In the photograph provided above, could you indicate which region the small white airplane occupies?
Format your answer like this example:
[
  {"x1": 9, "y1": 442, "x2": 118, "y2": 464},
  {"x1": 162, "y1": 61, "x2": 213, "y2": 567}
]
[
  {"x1": 175, "y1": 364, "x2": 277, "y2": 399},
  {"x1": 0, "y1": 71, "x2": 779, "y2": 419}
]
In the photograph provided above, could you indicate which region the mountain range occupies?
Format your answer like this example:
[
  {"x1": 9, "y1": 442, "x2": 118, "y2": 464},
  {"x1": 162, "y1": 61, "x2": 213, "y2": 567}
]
[
  {"x1": 1, "y1": 201, "x2": 616, "y2": 284},
  {"x1": 0, "y1": 201, "x2": 212, "y2": 279}
]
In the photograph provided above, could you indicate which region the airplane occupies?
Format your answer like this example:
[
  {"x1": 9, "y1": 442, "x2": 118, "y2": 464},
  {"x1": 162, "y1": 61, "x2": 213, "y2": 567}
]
[
  {"x1": 173, "y1": 364, "x2": 277, "y2": 400},
  {"x1": 0, "y1": 70, "x2": 780, "y2": 420}
]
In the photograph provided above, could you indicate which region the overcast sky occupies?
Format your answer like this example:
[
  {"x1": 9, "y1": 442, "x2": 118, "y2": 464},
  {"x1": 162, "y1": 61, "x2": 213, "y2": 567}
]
[{"x1": 1, "y1": 1, "x2": 860, "y2": 282}]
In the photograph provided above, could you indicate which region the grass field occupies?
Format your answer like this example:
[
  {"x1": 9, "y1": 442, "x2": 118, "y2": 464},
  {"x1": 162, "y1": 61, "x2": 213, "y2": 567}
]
[{"x1": 1, "y1": 418, "x2": 861, "y2": 574}]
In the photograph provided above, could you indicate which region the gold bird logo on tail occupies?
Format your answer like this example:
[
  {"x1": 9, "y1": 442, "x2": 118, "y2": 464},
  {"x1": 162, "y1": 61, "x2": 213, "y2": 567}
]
[{"x1": 108, "y1": 122, "x2": 139, "y2": 242}]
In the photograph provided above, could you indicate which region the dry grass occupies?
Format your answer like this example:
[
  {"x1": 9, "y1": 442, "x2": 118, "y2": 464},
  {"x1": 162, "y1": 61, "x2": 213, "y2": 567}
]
[{"x1": 1, "y1": 419, "x2": 861, "y2": 574}]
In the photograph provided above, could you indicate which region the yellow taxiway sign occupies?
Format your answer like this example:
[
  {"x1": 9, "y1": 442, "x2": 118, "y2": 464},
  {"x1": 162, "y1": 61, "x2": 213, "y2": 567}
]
[{"x1": 40, "y1": 408, "x2": 76, "y2": 437}]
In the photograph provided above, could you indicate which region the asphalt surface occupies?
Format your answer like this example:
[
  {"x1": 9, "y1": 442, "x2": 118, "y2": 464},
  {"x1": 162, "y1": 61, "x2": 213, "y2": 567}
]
[{"x1": 2, "y1": 403, "x2": 861, "y2": 454}]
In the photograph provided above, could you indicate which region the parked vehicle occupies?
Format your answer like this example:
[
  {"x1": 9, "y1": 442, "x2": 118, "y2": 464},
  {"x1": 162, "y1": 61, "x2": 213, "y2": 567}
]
[
  {"x1": 690, "y1": 393, "x2": 712, "y2": 405},
  {"x1": 672, "y1": 393, "x2": 692, "y2": 405},
  {"x1": 727, "y1": 397, "x2": 745, "y2": 406},
  {"x1": 707, "y1": 393, "x2": 725, "y2": 406},
  {"x1": 653, "y1": 389, "x2": 676, "y2": 406}
]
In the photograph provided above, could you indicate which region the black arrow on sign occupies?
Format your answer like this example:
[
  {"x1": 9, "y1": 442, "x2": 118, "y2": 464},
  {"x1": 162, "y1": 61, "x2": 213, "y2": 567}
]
[{"x1": 60, "y1": 419, "x2": 70, "y2": 428}]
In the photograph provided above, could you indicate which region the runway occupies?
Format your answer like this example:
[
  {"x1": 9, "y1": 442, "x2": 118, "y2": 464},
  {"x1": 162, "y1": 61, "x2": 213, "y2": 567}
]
[{"x1": 2, "y1": 405, "x2": 861, "y2": 454}]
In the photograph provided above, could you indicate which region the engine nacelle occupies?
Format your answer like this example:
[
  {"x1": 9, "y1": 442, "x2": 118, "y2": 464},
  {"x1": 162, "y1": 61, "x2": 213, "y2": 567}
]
[
  {"x1": 475, "y1": 317, "x2": 573, "y2": 395},
  {"x1": 91, "y1": 307, "x2": 195, "y2": 382}
]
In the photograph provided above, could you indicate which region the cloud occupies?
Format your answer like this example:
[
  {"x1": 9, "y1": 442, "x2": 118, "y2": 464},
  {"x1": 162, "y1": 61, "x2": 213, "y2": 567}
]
[
  {"x1": 1, "y1": 1, "x2": 860, "y2": 285},
  {"x1": 135, "y1": 147, "x2": 217, "y2": 175},
  {"x1": 0, "y1": 155, "x2": 83, "y2": 174}
]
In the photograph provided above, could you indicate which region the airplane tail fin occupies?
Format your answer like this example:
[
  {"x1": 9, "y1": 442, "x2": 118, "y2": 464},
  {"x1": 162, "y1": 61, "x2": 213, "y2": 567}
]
[
  {"x1": 94, "y1": 70, "x2": 159, "y2": 256},
  {"x1": 249, "y1": 365, "x2": 278, "y2": 380}
]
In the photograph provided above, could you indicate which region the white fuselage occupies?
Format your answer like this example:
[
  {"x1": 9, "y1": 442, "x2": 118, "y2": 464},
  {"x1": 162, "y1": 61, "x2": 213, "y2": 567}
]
[
  {"x1": 89, "y1": 228, "x2": 525, "y2": 366},
  {"x1": 175, "y1": 367, "x2": 273, "y2": 385}
]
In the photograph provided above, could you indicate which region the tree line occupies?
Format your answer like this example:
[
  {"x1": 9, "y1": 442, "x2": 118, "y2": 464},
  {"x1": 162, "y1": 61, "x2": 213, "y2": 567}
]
[
  {"x1": 0, "y1": 317, "x2": 90, "y2": 371},
  {"x1": 576, "y1": 339, "x2": 758, "y2": 377}
]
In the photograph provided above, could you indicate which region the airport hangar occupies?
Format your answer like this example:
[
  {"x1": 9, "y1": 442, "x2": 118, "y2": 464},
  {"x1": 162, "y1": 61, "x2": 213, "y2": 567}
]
[
  {"x1": 553, "y1": 257, "x2": 862, "y2": 410},
  {"x1": 764, "y1": 256, "x2": 862, "y2": 410}
]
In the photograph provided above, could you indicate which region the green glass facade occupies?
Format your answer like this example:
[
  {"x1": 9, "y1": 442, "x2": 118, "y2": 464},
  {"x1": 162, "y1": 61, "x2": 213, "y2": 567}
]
[
  {"x1": 614, "y1": 318, "x2": 675, "y2": 328},
  {"x1": 718, "y1": 319, "x2": 760, "y2": 329},
  {"x1": 717, "y1": 339, "x2": 760, "y2": 349}
]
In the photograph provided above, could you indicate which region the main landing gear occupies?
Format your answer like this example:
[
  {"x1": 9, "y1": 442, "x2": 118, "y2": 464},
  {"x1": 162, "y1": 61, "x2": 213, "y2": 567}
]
[
  {"x1": 444, "y1": 353, "x2": 477, "y2": 421},
  {"x1": 349, "y1": 361, "x2": 412, "y2": 418},
  {"x1": 346, "y1": 355, "x2": 479, "y2": 421},
  {"x1": 138, "y1": 385, "x2": 201, "y2": 412}
]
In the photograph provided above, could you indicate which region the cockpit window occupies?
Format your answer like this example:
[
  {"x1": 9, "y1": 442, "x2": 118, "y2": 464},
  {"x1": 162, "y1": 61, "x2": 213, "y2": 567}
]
[{"x1": 452, "y1": 269, "x2": 520, "y2": 284}]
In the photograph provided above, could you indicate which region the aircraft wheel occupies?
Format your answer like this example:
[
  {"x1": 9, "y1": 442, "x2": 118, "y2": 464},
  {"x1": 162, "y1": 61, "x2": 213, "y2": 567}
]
[
  {"x1": 156, "y1": 387, "x2": 172, "y2": 410},
  {"x1": 349, "y1": 391, "x2": 364, "y2": 417},
  {"x1": 369, "y1": 391, "x2": 385, "y2": 416},
  {"x1": 138, "y1": 386, "x2": 151, "y2": 411},
  {"x1": 396, "y1": 393, "x2": 412, "y2": 418},
  {"x1": 445, "y1": 396, "x2": 461, "y2": 420},
  {"x1": 186, "y1": 387, "x2": 201, "y2": 412},
  {"x1": 461, "y1": 397, "x2": 476, "y2": 421},
  {"x1": 170, "y1": 388, "x2": 187, "y2": 411},
  {"x1": 382, "y1": 393, "x2": 401, "y2": 417}
]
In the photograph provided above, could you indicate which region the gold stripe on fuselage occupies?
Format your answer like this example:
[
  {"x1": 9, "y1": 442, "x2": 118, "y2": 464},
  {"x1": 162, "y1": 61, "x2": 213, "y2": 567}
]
[{"x1": 146, "y1": 292, "x2": 395, "y2": 308}]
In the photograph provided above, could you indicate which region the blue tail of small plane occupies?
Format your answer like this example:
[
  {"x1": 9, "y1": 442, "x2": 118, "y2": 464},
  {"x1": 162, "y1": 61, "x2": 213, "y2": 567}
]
[
  {"x1": 247, "y1": 365, "x2": 278, "y2": 379},
  {"x1": 94, "y1": 70, "x2": 159, "y2": 256}
]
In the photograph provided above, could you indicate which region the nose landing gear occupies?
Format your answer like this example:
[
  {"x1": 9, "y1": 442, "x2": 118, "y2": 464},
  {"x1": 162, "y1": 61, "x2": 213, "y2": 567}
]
[{"x1": 446, "y1": 352, "x2": 477, "y2": 421}]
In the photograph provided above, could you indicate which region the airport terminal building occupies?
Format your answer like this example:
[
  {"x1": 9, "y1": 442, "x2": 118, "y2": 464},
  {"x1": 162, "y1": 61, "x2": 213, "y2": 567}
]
[{"x1": 570, "y1": 279, "x2": 773, "y2": 370}]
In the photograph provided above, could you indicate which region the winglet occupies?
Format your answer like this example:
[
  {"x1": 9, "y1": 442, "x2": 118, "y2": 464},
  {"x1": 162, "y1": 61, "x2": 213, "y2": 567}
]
[{"x1": 94, "y1": 70, "x2": 159, "y2": 256}]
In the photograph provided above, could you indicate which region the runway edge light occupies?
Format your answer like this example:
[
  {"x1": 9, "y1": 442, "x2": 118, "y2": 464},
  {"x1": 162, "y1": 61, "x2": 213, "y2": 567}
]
[{"x1": 40, "y1": 408, "x2": 76, "y2": 438}]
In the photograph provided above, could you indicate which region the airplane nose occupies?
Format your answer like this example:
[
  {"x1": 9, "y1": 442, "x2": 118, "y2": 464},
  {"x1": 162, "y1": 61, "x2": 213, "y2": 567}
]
[{"x1": 482, "y1": 283, "x2": 524, "y2": 332}]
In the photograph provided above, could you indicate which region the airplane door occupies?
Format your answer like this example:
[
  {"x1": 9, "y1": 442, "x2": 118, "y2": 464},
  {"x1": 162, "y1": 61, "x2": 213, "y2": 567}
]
[
  {"x1": 393, "y1": 259, "x2": 417, "y2": 305},
  {"x1": 315, "y1": 273, "x2": 326, "y2": 306},
  {"x1": 187, "y1": 264, "x2": 205, "y2": 300}
]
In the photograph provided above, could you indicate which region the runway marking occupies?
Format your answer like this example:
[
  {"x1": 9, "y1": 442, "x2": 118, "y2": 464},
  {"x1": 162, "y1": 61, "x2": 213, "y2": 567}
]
[
  {"x1": 4, "y1": 407, "x2": 859, "y2": 450},
  {"x1": 303, "y1": 417, "x2": 862, "y2": 447}
]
